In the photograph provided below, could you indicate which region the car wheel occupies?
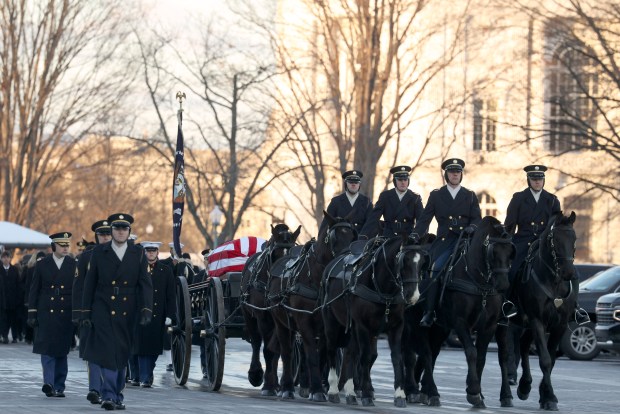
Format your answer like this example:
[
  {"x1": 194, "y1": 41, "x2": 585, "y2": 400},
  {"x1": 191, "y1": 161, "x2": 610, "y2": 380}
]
[{"x1": 560, "y1": 322, "x2": 600, "y2": 361}]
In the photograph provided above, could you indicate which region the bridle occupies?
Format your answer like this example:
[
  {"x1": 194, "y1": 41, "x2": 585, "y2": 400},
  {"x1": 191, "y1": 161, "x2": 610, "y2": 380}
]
[
  {"x1": 540, "y1": 223, "x2": 575, "y2": 281},
  {"x1": 324, "y1": 221, "x2": 357, "y2": 257},
  {"x1": 481, "y1": 230, "x2": 515, "y2": 284}
]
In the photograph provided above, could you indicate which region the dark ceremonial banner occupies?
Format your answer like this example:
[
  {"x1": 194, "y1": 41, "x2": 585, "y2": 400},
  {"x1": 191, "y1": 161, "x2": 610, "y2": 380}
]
[{"x1": 172, "y1": 109, "x2": 186, "y2": 257}]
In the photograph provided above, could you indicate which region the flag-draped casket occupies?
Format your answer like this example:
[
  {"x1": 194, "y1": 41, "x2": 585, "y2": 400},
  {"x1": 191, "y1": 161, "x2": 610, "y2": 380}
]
[{"x1": 206, "y1": 236, "x2": 266, "y2": 277}]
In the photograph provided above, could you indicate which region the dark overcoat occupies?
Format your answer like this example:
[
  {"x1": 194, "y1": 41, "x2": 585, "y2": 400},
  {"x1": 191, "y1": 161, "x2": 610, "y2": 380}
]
[
  {"x1": 414, "y1": 186, "x2": 482, "y2": 261},
  {"x1": 72, "y1": 245, "x2": 95, "y2": 358},
  {"x1": 28, "y1": 255, "x2": 77, "y2": 357},
  {"x1": 1, "y1": 264, "x2": 21, "y2": 310},
  {"x1": 504, "y1": 188, "x2": 561, "y2": 277},
  {"x1": 319, "y1": 192, "x2": 373, "y2": 235},
  {"x1": 360, "y1": 188, "x2": 424, "y2": 238},
  {"x1": 132, "y1": 261, "x2": 175, "y2": 356},
  {"x1": 82, "y1": 242, "x2": 153, "y2": 370}
]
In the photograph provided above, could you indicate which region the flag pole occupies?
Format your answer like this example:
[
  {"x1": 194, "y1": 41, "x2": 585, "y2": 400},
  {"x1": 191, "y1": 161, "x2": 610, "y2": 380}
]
[{"x1": 172, "y1": 92, "x2": 187, "y2": 259}]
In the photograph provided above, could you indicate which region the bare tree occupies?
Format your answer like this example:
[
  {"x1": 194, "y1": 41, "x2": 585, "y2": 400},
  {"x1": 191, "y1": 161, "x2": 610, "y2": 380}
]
[{"x1": 0, "y1": 0, "x2": 139, "y2": 225}]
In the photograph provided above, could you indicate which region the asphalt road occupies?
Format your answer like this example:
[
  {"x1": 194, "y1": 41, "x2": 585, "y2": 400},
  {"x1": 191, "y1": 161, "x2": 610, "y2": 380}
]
[{"x1": 1, "y1": 337, "x2": 618, "y2": 413}]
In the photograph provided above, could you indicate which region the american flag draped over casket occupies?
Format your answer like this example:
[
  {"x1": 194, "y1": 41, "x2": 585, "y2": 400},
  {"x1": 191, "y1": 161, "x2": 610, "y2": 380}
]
[{"x1": 206, "y1": 236, "x2": 267, "y2": 277}]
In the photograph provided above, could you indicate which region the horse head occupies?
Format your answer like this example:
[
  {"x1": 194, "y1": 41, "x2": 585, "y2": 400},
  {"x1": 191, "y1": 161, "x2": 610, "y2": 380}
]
[
  {"x1": 396, "y1": 233, "x2": 436, "y2": 305},
  {"x1": 469, "y1": 216, "x2": 515, "y2": 292},
  {"x1": 540, "y1": 211, "x2": 577, "y2": 282},
  {"x1": 270, "y1": 223, "x2": 302, "y2": 260},
  {"x1": 318, "y1": 210, "x2": 358, "y2": 260}
]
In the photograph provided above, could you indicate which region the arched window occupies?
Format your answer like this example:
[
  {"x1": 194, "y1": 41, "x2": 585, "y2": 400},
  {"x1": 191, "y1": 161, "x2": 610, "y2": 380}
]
[
  {"x1": 544, "y1": 21, "x2": 598, "y2": 152},
  {"x1": 477, "y1": 192, "x2": 497, "y2": 218}
]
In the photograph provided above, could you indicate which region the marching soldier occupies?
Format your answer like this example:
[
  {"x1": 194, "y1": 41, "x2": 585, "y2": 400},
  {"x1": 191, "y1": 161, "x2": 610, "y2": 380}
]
[
  {"x1": 72, "y1": 219, "x2": 112, "y2": 405},
  {"x1": 130, "y1": 241, "x2": 175, "y2": 387},
  {"x1": 412, "y1": 158, "x2": 482, "y2": 327},
  {"x1": 27, "y1": 232, "x2": 77, "y2": 397},
  {"x1": 1, "y1": 251, "x2": 21, "y2": 343},
  {"x1": 82, "y1": 213, "x2": 153, "y2": 410},
  {"x1": 319, "y1": 170, "x2": 373, "y2": 236},
  {"x1": 192, "y1": 249, "x2": 211, "y2": 284},
  {"x1": 359, "y1": 165, "x2": 424, "y2": 239}
]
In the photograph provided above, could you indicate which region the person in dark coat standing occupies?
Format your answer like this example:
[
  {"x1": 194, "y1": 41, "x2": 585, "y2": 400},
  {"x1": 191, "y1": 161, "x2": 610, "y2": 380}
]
[
  {"x1": 23, "y1": 251, "x2": 46, "y2": 344},
  {"x1": 319, "y1": 170, "x2": 373, "y2": 236},
  {"x1": 82, "y1": 213, "x2": 153, "y2": 411},
  {"x1": 359, "y1": 165, "x2": 424, "y2": 239},
  {"x1": 72, "y1": 219, "x2": 112, "y2": 405},
  {"x1": 129, "y1": 241, "x2": 175, "y2": 387},
  {"x1": 1, "y1": 251, "x2": 22, "y2": 343},
  {"x1": 27, "y1": 232, "x2": 77, "y2": 397},
  {"x1": 412, "y1": 158, "x2": 482, "y2": 327}
]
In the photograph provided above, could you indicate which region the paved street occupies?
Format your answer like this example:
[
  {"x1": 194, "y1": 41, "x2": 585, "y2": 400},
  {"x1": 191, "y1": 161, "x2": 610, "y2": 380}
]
[{"x1": 1, "y1": 337, "x2": 618, "y2": 413}]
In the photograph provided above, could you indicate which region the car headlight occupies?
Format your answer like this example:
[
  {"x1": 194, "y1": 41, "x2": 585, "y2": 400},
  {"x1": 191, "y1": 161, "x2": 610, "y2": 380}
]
[{"x1": 614, "y1": 309, "x2": 620, "y2": 322}]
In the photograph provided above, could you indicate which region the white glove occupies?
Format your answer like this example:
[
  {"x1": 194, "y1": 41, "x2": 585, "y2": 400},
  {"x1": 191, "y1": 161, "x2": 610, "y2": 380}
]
[{"x1": 165, "y1": 317, "x2": 172, "y2": 326}]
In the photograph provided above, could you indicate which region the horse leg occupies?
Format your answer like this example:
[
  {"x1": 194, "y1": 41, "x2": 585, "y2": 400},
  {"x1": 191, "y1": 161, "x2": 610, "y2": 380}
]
[
  {"x1": 354, "y1": 327, "x2": 374, "y2": 406},
  {"x1": 258, "y1": 315, "x2": 279, "y2": 396},
  {"x1": 472, "y1": 325, "x2": 497, "y2": 409},
  {"x1": 243, "y1": 311, "x2": 265, "y2": 388},
  {"x1": 386, "y1": 324, "x2": 407, "y2": 407},
  {"x1": 537, "y1": 324, "x2": 564, "y2": 411},
  {"x1": 299, "y1": 323, "x2": 327, "y2": 402},
  {"x1": 453, "y1": 322, "x2": 484, "y2": 408},
  {"x1": 495, "y1": 324, "x2": 514, "y2": 407},
  {"x1": 402, "y1": 324, "x2": 420, "y2": 403},
  {"x1": 517, "y1": 328, "x2": 534, "y2": 401},
  {"x1": 274, "y1": 320, "x2": 295, "y2": 399},
  {"x1": 418, "y1": 326, "x2": 443, "y2": 406}
]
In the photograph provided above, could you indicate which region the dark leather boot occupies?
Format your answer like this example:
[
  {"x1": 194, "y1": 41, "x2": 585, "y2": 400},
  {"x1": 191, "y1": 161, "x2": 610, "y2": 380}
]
[{"x1": 420, "y1": 281, "x2": 439, "y2": 327}]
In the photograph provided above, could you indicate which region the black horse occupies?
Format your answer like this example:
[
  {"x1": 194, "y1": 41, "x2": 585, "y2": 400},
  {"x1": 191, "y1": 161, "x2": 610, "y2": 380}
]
[
  {"x1": 405, "y1": 216, "x2": 514, "y2": 408},
  {"x1": 240, "y1": 223, "x2": 301, "y2": 395},
  {"x1": 323, "y1": 233, "x2": 423, "y2": 407},
  {"x1": 267, "y1": 211, "x2": 357, "y2": 401},
  {"x1": 496, "y1": 211, "x2": 577, "y2": 411}
]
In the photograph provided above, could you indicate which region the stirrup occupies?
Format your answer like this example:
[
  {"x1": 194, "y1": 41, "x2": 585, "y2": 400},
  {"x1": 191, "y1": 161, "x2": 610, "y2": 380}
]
[
  {"x1": 502, "y1": 300, "x2": 517, "y2": 318},
  {"x1": 575, "y1": 308, "x2": 590, "y2": 325}
]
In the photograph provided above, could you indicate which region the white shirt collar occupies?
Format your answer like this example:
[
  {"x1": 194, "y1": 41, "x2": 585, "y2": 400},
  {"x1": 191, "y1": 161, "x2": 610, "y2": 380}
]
[
  {"x1": 530, "y1": 188, "x2": 541, "y2": 202},
  {"x1": 112, "y1": 241, "x2": 128, "y2": 261},
  {"x1": 52, "y1": 254, "x2": 65, "y2": 269},
  {"x1": 447, "y1": 184, "x2": 461, "y2": 199},
  {"x1": 346, "y1": 192, "x2": 359, "y2": 206}
]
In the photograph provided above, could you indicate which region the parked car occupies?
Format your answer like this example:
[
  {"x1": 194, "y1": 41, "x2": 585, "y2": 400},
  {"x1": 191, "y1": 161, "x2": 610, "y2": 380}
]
[
  {"x1": 560, "y1": 266, "x2": 620, "y2": 360},
  {"x1": 574, "y1": 263, "x2": 615, "y2": 283},
  {"x1": 595, "y1": 292, "x2": 620, "y2": 353}
]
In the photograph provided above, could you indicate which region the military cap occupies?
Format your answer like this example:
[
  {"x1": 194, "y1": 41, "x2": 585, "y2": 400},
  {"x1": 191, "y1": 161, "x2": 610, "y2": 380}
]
[
  {"x1": 141, "y1": 241, "x2": 162, "y2": 251},
  {"x1": 77, "y1": 240, "x2": 87, "y2": 248},
  {"x1": 168, "y1": 242, "x2": 185, "y2": 249},
  {"x1": 201, "y1": 249, "x2": 211, "y2": 258},
  {"x1": 91, "y1": 219, "x2": 111, "y2": 234},
  {"x1": 342, "y1": 170, "x2": 363, "y2": 182},
  {"x1": 50, "y1": 232, "x2": 72, "y2": 245},
  {"x1": 524, "y1": 164, "x2": 547, "y2": 179},
  {"x1": 441, "y1": 158, "x2": 465, "y2": 171},
  {"x1": 390, "y1": 165, "x2": 412, "y2": 178},
  {"x1": 108, "y1": 213, "x2": 134, "y2": 228}
]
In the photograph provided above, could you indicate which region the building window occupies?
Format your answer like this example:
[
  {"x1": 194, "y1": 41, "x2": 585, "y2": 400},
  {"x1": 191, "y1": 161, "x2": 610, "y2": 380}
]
[
  {"x1": 564, "y1": 195, "x2": 592, "y2": 261},
  {"x1": 544, "y1": 21, "x2": 598, "y2": 153},
  {"x1": 473, "y1": 98, "x2": 497, "y2": 151},
  {"x1": 477, "y1": 192, "x2": 497, "y2": 218}
]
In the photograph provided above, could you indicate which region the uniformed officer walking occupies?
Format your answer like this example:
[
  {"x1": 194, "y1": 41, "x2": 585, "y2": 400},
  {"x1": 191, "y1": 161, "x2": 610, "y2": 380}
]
[
  {"x1": 359, "y1": 165, "x2": 424, "y2": 239},
  {"x1": 129, "y1": 241, "x2": 175, "y2": 387},
  {"x1": 82, "y1": 213, "x2": 153, "y2": 410},
  {"x1": 412, "y1": 158, "x2": 482, "y2": 327},
  {"x1": 27, "y1": 232, "x2": 77, "y2": 397},
  {"x1": 72, "y1": 219, "x2": 112, "y2": 405},
  {"x1": 319, "y1": 170, "x2": 373, "y2": 236}
]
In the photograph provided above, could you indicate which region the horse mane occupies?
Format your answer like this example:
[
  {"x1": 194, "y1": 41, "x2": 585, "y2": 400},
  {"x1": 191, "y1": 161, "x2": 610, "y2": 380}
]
[{"x1": 468, "y1": 216, "x2": 503, "y2": 265}]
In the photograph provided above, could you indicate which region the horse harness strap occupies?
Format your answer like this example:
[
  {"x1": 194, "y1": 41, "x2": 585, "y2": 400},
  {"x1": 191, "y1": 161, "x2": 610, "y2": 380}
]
[
  {"x1": 529, "y1": 267, "x2": 573, "y2": 308},
  {"x1": 350, "y1": 283, "x2": 408, "y2": 305}
]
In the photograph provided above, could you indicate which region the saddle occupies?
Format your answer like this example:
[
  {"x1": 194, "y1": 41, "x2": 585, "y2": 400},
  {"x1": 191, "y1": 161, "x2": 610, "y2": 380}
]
[
  {"x1": 270, "y1": 244, "x2": 307, "y2": 280},
  {"x1": 325, "y1": 238, "x2": 383, "y2": 282}
]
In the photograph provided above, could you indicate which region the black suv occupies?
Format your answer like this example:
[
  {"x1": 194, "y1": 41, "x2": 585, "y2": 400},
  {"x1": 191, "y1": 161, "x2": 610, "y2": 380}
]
[
  {"x1": 559, "y1": 265, "x2": 619, "y2": 360},
  {"x1": 595, "y1": 293, "x2": 620, "y2": 353}
]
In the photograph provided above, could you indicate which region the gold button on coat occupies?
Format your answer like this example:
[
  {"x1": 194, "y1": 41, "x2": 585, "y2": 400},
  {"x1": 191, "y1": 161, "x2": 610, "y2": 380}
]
[
  {"x1": 111, "y1": 311, "x2": 116, "y2": 315},
  {"x1": 111, "y1": 296, "x2": 116, "y2": 300}
]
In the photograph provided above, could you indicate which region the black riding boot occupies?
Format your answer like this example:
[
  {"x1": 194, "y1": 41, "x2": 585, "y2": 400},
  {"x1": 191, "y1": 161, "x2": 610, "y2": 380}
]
[{"x1": 420, "y1": 281, "x2": 439, "y2": 327}]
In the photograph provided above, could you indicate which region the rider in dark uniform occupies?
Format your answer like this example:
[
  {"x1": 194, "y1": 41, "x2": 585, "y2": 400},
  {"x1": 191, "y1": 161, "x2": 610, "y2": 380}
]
[
  {"x1": 27, "y1": 232, "x2": 77, "y2": 398},
  {"x1": 319, "y1": 170, "x2": 373, "y2": 236},
  {"x1": 72, "y1": 219, "x2": 112, "y2": 405},
  {"x1": 359, "y1": 165, "x2": 424, "y2": 239},
  {"x1": 412, "y1": 158, "x2": 482, "y2": 327}
]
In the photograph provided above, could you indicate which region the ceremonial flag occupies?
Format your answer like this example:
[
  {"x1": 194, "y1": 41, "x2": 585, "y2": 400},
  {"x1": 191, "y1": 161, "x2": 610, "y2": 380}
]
[
  {"x1": 206, "y1": 236, "x2": 266, "y2": 277},
  {"x1": 172, "y1": 108, "x2": 186, "y2": 257}
]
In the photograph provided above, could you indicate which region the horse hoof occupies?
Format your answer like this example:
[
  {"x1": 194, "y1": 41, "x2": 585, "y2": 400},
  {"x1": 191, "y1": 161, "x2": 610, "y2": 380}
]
[
  {"x1": 260, "y1": 389, "x2": 277, "y2": 397},
  {"x1": 467, "y1": 393, "x2": 485, "y2": 408},
  {"x1": 419, "y1": 393, "x2": 429, "y2": 405},
  {"x1": 298, "y1": 388, "x2": 309, "y2": 398},
  {"x1": 310, "y1": 392, "x2": 327, "y2": 402},
  {"x1": 355, "y1": 390, "x2": 362, "y2": 398},
  {"x1": 394, "y1": 397, "x2": 407, "y2": 408},
  {"x1": 517, "y1": 389, "x2": 529, "y2": 401},
  {"x1": 345, "y1": 395, "x2": 358, "y2": 405},
  {"x1": 361, "y1": 397, "x2": 374, "y2": 407},
  {"x1": 429, "y1": 396, "x2": 441, "y2": 407},
  {"x1": 328, "y1": 393, "x2": 340, "y2": 404},
  {"x1": 248, "y1": 368, "x2": 264, "y2": 387},
  {"x1": 500, "y1": 397, "x2": 514, "y2": 407},
  {"x1": 406, "y1": 393, "x2": 420, "y2": 404},
  {"x1": 280, "y1": 390, "x2": 295, "y2": 400},
  {"x1": 540, "y1": 401, "x2": 559, "y2": 411}
]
